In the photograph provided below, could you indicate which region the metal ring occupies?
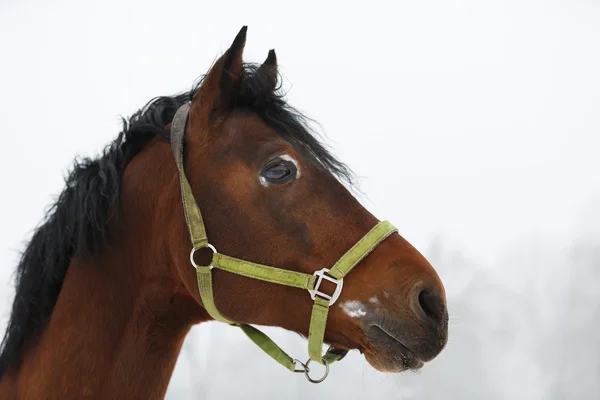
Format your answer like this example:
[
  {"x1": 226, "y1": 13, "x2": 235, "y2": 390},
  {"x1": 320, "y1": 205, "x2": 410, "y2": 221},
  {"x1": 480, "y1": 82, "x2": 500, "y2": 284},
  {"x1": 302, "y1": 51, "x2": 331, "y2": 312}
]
[
  {"x1": 189, "y1": 244, "x2": 217, "y2": 269},
  {"x1": 303, "y1": 358, "x2": 329, "y2": 384}
]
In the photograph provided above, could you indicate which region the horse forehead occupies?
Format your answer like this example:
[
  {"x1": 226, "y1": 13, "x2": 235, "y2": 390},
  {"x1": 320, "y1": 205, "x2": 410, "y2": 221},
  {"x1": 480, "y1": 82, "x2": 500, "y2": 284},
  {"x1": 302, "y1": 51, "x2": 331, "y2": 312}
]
[
  {"x1": 211, "y1": 111, "x2": 297, "y2": 164},
  {"x1": 220, "y1": 111, "x2": 279, "y2": 142}
]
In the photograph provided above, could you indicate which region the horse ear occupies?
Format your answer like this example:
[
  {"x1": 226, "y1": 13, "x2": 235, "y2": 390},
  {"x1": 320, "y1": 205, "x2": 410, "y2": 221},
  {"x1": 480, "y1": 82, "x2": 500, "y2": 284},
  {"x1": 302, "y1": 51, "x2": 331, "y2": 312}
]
[
  {"x1": 256, "y1": 49, "x2": 278, "y2": 93},
  {"x1": 191, "y1": 26, "x2": 247, "y2": 123}
]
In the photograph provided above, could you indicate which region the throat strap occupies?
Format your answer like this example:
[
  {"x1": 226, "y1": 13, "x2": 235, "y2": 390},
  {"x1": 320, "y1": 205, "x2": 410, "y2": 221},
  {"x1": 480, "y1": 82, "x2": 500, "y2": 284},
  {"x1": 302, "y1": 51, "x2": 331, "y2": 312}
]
[{"x1": 170, "y1": 103, "x2": 398, "y2": 379}]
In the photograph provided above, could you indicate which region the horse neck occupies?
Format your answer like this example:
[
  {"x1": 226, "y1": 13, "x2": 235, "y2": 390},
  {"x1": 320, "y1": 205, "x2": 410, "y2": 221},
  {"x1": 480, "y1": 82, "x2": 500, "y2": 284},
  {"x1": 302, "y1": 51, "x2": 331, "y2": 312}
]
[
  {"x1": 9, "y1": 258, "x2": 191, "y2": 399},
  {"x1": 1, "y1": 139, "x2": 204, "y2": 399}
]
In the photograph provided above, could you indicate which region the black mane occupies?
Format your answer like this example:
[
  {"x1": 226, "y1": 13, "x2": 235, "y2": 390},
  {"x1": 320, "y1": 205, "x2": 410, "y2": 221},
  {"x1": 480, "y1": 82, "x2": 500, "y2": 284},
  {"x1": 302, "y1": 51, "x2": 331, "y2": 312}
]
[{"x1": 0, "y1": 63, "x2": 352, "y2": 376}]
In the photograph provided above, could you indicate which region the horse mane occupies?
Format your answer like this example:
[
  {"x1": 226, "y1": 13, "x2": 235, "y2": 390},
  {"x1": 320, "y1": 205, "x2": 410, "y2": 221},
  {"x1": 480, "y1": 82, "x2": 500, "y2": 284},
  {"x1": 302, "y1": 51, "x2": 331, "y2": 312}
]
[{"x1": 0, "y1": 63, "x2": 352, "y2": 376}]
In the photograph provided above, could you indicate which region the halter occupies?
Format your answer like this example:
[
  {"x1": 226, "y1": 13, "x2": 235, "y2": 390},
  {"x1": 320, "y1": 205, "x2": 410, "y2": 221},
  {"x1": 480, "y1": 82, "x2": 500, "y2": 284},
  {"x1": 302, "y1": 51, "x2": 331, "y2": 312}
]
[{"x1": 170, "y1": 103, "x2": 397, "y2": 383}]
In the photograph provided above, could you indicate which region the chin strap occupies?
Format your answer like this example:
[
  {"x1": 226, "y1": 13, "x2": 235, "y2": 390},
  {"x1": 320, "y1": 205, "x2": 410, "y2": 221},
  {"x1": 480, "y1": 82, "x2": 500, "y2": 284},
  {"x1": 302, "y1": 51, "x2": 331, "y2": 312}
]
[{"x1": 171, "y1": 103, "x2": 397, "y2": 383}]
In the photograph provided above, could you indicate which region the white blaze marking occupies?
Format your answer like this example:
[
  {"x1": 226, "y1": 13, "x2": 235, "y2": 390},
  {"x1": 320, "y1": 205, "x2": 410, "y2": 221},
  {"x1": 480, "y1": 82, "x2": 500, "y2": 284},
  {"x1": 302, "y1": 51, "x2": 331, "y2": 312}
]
[
  {"x1": 340, "y1": 300, "x2": 367, "y2": 318},
  {"x1": 368, "y1": 296, "x2": 379, "y2": 304}
]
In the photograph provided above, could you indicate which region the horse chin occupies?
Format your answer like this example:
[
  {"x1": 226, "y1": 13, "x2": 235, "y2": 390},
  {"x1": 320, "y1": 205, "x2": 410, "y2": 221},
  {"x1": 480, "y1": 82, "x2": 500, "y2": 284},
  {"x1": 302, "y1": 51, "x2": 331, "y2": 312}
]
[{"x1": 364, "y1": 348, "x2": 425, "y2": 373}]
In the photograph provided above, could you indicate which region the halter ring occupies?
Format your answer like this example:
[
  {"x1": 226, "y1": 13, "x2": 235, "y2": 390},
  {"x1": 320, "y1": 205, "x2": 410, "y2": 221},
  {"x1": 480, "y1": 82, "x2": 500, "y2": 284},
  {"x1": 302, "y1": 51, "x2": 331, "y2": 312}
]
[
  {"x1": 189, "y1": 244, "x2": 217, "y2": 270},
  {"x1": 303, "y1": 358, "x2": 329, "y2": 383}
]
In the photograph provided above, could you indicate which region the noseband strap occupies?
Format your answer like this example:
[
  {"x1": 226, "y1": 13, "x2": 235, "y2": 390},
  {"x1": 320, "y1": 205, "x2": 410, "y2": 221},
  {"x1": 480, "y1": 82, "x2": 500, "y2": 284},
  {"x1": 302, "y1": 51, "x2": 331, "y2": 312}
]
[{"x1": 170, "y1": 103, "x2": 397, "y2": 382}]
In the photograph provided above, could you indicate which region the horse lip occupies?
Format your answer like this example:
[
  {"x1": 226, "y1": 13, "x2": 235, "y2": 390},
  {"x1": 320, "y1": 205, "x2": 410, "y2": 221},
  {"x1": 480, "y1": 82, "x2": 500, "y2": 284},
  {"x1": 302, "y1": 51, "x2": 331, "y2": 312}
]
[{"x1": 369, "y1": 324, "x2": 425, "y2": 369}]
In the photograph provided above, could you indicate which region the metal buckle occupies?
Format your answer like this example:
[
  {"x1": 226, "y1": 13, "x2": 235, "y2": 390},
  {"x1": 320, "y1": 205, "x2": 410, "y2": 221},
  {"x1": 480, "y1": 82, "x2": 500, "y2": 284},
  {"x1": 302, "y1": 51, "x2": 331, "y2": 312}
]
[
  {"x1": 293, "y1": 359, "x2": 308, "y2": 373},
  {"x1": 308, "y1": 268, "x2": 343, "y2": 305},
  {"x1": 189, "y1": 244, "x2": 217, "y2": 270}
]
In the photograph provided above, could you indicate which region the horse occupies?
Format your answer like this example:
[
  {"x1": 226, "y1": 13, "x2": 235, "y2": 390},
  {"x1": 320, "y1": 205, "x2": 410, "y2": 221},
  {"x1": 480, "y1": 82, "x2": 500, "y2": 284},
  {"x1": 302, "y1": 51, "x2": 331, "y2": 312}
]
[{"x1": 0, "y1": 27, "x2": 448, "y2": 399}]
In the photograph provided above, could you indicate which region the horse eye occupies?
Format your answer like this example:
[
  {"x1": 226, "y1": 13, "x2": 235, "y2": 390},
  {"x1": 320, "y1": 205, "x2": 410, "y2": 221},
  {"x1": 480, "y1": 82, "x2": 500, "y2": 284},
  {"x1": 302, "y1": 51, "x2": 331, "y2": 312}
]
[{"x1": 261, "y1": 159, "x2": 297, "y2": 184}]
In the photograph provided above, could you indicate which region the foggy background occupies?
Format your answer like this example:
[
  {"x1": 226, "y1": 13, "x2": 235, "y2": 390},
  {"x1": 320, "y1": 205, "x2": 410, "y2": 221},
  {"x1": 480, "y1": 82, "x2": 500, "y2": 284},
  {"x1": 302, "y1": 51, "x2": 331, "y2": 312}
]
[{"x1": 1, "y1": 0, "x2": 599, "y2": 398}]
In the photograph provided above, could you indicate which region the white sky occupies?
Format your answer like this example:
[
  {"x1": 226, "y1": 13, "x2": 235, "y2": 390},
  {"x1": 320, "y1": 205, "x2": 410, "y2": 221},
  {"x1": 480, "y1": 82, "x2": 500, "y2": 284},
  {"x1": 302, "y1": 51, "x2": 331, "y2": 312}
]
[{"x1": 1, "y1": 0, "x2": 599, "y2": 398}]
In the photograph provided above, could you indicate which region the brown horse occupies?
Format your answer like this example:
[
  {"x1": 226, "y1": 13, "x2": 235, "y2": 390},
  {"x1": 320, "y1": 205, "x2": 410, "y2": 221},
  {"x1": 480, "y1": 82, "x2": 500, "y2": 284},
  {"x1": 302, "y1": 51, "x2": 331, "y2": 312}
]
[{"x1": 0, "y1": 27, "x2": 448, "y2": 399}]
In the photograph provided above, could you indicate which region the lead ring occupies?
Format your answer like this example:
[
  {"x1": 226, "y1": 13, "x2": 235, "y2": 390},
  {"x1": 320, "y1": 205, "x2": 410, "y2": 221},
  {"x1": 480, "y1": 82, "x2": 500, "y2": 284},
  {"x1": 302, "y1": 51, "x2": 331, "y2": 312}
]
[
  {"x1": 304, "y1": 359, "x2": 329, "y2": 383},
  {"x1": 189, "y1": 244, "x2": 217, "y2": 269}
]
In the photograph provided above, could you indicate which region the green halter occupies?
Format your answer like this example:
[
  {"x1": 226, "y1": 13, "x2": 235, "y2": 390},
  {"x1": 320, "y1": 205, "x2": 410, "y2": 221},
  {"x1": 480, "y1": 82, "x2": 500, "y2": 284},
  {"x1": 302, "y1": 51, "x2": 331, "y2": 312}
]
[{"x1": 171, "y1": 103, "x2": 398, "y2": 383}]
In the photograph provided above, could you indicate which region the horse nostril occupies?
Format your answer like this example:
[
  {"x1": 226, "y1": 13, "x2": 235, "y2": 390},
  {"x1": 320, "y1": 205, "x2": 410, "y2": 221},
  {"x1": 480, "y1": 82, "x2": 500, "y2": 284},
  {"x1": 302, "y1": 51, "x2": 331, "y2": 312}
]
[{"x1": 417, "y1": 289, "x2": 445, "y2": 323}]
